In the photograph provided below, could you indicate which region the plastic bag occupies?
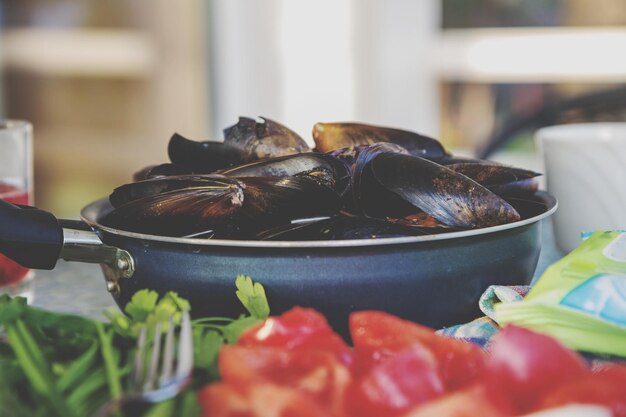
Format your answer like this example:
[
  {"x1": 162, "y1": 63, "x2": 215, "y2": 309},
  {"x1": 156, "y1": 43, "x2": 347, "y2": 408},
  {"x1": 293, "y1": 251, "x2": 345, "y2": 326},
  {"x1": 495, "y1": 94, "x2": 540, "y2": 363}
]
[{"x1": 495, "y1": 231, "x2": 626, "y2": 357}]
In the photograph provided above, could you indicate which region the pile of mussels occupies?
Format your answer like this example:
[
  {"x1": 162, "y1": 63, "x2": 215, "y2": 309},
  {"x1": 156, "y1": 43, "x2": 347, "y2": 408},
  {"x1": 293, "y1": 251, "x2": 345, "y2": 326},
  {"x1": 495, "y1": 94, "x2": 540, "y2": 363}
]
[{"x1": 101, "y1": 117, "x2": 542, "y2": 240}]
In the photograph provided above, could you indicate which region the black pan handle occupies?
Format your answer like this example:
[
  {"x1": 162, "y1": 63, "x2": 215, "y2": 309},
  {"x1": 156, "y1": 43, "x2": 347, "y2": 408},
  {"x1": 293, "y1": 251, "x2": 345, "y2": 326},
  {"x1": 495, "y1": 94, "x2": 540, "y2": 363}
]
[
  {"x1": 0, "y1": 199, "x2": 135, "y2": 297},
  {"x1": 0, "y1": 200, "x2": 63, "y2": 269}
]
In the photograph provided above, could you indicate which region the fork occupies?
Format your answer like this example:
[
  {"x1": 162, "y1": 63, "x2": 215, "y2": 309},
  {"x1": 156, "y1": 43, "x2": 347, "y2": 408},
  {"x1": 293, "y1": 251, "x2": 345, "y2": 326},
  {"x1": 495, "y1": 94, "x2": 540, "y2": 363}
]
[{"x1": 93, "y1": 310, "x2": 194, "y2": 416}]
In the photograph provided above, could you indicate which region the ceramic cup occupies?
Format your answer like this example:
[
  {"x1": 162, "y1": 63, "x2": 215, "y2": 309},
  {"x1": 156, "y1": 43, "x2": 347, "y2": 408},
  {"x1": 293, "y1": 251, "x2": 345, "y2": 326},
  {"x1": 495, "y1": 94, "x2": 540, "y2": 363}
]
[{"x1": 535, "y1": 122, "x2": 626, "y2": 254}]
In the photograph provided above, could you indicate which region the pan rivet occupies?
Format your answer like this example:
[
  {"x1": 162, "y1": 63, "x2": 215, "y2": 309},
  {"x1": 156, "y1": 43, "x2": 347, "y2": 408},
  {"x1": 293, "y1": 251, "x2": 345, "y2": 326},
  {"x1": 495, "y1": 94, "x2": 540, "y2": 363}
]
[
  {"x1": 117, "y1": 259, "x2": 129, "y2": 270},
  {"x1": 106, "y1": 281, "x2": 119, "y2": 296}
]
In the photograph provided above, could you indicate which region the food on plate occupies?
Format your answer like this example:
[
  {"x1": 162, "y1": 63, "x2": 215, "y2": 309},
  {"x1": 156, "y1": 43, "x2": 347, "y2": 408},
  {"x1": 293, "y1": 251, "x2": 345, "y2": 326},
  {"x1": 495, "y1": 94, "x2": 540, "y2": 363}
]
[
  {"x1": 102, "y1": 118, "x2": 542, "y2": 239},
  {"x1": 2, "y1": 276, "x2": 625, "y2": 417},
  {"x1": 197, "y1": 307, "x2": 626, "y2": 417},
  {"x1": 485, "y1": 325, "x2": 588, "y2": 412}
]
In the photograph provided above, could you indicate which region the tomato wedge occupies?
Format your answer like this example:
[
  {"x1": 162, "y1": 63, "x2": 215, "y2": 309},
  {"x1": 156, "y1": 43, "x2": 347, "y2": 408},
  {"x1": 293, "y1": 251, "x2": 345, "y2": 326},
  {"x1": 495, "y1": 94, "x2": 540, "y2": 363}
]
[
  {"x1": 238, "y1": 307, "x2": 353, "y2": 366},
  {"x1": 485, "y1": 325, "x2": 589, "y2": 412},
  {"x1": 347, "y1": 344, "x2": 445, "y2": 417},
  {"x1": 535, "y1": 363, "x2": 626, "y2": 417},
  {"x1": 218, "y1": 345, "x2": 351, "y2": 415},
  {"x1": 401, "y1": 382, "x2": 515, "y2": 417},
  {"x1": 198, "y1": 382, "x2": 331, "y2": 417},
  {"x1": 349, "y1": 311, "x2": 485, "y2": 389}
]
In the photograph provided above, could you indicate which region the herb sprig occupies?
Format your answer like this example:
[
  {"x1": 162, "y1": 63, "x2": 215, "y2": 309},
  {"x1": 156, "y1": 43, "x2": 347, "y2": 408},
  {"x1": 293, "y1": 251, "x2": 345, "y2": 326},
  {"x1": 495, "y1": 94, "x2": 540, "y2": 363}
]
[{"x1": 0, "y1": 275, "x2": 270, "y2": 417}]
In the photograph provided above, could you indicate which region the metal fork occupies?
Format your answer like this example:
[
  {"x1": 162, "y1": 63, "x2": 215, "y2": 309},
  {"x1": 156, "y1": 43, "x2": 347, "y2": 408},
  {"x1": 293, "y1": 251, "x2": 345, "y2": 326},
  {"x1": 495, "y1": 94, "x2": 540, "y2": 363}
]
[{"x1": 93, "y1": 310, "x2": 194, "y2": 416}]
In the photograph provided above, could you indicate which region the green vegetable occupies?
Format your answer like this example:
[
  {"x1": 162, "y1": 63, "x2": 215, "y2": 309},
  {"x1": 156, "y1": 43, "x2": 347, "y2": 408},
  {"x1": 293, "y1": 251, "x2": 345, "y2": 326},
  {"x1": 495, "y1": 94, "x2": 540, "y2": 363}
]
[
  {"x1": 0, "y1": 276, "x2": 270, "y2": 417},
  {"x1": 235, "y1": 274, "x2": 271, "y2": 319}
]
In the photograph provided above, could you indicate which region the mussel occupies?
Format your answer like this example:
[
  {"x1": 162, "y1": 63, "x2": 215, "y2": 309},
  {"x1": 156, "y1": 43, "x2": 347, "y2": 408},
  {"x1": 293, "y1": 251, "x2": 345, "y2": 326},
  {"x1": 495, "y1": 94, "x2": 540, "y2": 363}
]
[
  {"x1": 313, "y1": 122, "x2": 448, "y2": 159},
  {"x1": 167, "y1": 117, "x2": 311, "y2": 173},
  {"x1": 443, "y1": 160, "x2": 540, "y2": 198},
  {"x1": 256, "y1": 214, "x2": 430, "y2": 241},
  {"x1": 352, "y1": 149, "x2": 521, "y2": 229},
  {"x1": 133, "y1": 163, "x2": 193, "y2": 181},
  {"x1": 102, "y1": 175, "x2": 245, "y2": 236},
  {"x1": 168, "y1": 133, "x2": 242, "y2": 172},
  {"x1": 220, "y1": 152, "x2": 351, "y2": 198},
  {"x1": 231, "y1": 175, "x2": 343, "y2": 237},
  {"x1": 105, "y1": 118, "x2": 542, "y2": 240},
  {"x1": 225, "y1": 116, "x2": 311, "y2": 160}
]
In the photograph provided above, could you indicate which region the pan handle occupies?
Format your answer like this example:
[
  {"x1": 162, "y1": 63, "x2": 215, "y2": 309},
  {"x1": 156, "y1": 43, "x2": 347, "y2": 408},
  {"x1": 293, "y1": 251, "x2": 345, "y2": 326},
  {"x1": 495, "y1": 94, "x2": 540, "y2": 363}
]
[
  {"x1": 0, "y1": 199, "x2": 63, "y2": 269},
  {"x1": 0, "y1": 200, "x2": 135, "y2": 287}
]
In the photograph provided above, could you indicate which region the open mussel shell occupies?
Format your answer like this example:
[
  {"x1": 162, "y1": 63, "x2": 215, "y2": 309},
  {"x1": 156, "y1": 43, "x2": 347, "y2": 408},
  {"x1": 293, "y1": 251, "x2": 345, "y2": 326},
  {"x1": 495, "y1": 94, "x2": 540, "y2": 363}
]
[
  {"x1": 312, "y1": 122, "x2": 448, "y2": 159},
  {"x1": 358, "y1": 151, "x2": 521, "y2": 229},
  {"x1": 101, "y1": 175, "x2": 245, "y2": 236},
  {"x1": 444, "y1": 160, "x2": 540, "y2": 198},
  {"x1": 256, "y1": 214, "x2": 431, "y2": 241},
  {"x1": 220, "y1": 152, "x2": 351, "y2": 198},
  {"x1": 133, "y1": 163, "x2": 194, "y2": 181},
  {"x1": 224, "y1": 116, "x2": 311, "y2": 161},
  {"x1": 231, "y1": 176, "x2": 343, "y2": 235},
  {"x1": 109, "y1": 174, "x2": 235, "y2": 207},
  {"x1": 168, "y1": 133, "x2": 243, "y2": 172},
  {"x1": 349, "y1": 143, "x2": 418, "y2": 218}
]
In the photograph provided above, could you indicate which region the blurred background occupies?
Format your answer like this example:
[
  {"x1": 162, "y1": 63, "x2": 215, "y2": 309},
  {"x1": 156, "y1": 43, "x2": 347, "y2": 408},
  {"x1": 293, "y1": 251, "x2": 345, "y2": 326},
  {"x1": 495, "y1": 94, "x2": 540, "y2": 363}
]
[{"x1": 1, "y1": 0, "x2": 625, "y2": 217}]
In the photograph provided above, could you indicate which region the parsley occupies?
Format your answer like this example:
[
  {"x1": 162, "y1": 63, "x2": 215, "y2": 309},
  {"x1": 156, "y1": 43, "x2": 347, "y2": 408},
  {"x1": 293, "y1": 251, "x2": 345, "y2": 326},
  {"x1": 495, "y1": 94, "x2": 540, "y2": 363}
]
[
  {"x1": 0, "y1": 276, "x2": 270, "y2": 417},
  {"x1": 235, "y1": 274, "x2": 271, "y2": 320}
]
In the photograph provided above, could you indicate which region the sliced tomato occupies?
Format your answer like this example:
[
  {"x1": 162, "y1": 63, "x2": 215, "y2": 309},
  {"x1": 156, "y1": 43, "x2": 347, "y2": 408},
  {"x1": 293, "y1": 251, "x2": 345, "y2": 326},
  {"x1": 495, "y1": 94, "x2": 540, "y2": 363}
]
[
  {"x1": 485, "y1": 325, "x2": 589, "y2": 412},
  {"x1": 238, "y1": 307, "x2": 353, "y2": 366},
  {"x1": 218, "y1": 345, "x2": 351, "y2": 415},
  {"x1": 347, "y1": 344, "x2": 445, "y2": 417},
  {"x1": 349, "y1": 311, "x2": 485, "y2": 389},
  {"x1": 535, "y1": 363, "x2": 626, "y2": 417},
  {"x1": 401, "y1": 382, "x2": 515, "y2": 417},
  {"x1": 197, "y1": 382, "x2": 331, "y2": 417}
]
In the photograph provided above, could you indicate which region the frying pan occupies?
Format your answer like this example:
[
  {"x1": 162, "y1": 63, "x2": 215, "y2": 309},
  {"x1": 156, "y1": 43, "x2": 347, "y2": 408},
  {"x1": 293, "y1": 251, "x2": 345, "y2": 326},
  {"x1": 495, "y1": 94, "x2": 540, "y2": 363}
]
[{"x1": 0, "y1": 192, "x2": 556, "y2": 335}]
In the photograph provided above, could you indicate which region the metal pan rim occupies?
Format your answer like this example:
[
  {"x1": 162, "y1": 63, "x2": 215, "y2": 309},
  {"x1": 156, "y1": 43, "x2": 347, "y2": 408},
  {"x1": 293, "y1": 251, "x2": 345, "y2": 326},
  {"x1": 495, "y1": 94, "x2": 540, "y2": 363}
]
[{"x1": 80, "y1": 191, "x2": 557, "y2": 248}]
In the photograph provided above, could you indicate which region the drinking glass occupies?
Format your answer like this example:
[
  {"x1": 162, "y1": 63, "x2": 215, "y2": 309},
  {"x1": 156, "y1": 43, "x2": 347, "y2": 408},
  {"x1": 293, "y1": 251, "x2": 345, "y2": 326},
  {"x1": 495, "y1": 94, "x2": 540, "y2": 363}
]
[{"x1": 0, "y1": 120, "x2": 34, "y2": 300}]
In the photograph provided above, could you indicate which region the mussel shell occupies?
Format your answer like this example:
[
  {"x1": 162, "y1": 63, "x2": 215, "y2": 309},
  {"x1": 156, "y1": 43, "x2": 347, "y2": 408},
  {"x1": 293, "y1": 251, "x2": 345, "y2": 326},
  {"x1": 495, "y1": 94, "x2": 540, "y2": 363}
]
[
  {"x1": 489, "y1": 178, "x2": 539, "y2": 198},
  {"x1": 387, "y1": 212, "x2": 451, "y2": 231},
  {"x1": 312, "y1": 122, "x2": 448, "y2": 159},
  {"x1": 444, "y1": 162, "x2": 540, "y2": 186},
  {"x1": 223, "y1": 117, "x2": 311, "y2": 161},
  {"x1": 363, "y1": 152, "x2": 521, "y2": 228},
  {"x1": 220, "y1": 152, "x2": 351, "y2": 198},
  {"x1": 168, "y1": 133, "x2": 243, "y2": 172},
  {"x1": 445, "y1": 161, "x2": 540, "y2": 198},
  {"x1": 256, "y1": 214, "x2": 430, "y2": 241},
  {"x1": 109, "y1": 174, "x2": 237, "y2": 207},
  {"x1": 328, "y1": 143, "x2": 409, "y2": 167},
  {"x1": 133, "y1": 163, "x2": 194, "y2": 181},
  {"x1": 101, "y1": 176, "x2": 245, "y2": 236},
  {"x1": 233, "y1": 176, "x2": 343, "y2": 234},
  {"x1": 351, "y1": 144, "x2": 418, "y2": 217}
]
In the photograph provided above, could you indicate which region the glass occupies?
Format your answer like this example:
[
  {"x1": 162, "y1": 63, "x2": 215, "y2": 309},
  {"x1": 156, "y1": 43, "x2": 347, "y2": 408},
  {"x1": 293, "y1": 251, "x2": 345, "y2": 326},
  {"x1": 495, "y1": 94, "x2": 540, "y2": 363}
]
[{"x1": 0, "y1": 120, "x2": 34, "y2": 300}]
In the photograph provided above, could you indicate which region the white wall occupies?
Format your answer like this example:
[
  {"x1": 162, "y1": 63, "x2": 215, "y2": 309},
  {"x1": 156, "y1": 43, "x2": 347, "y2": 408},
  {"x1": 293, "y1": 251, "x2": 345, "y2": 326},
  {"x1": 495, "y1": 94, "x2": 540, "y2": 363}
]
[{"x1": 208, "y1": 0, "x2": 440, "y2": 144}]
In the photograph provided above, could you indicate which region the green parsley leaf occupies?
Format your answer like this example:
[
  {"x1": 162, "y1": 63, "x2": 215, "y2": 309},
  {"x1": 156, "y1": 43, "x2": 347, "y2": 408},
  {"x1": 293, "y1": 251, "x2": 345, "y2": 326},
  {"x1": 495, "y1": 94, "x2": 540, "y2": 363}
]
[
  {"x1": 235, "y1": 275, "x2": 270, "y2": 320},
  {"x1": 125, "y1": 289, "x2": 159, "y2": 322}
]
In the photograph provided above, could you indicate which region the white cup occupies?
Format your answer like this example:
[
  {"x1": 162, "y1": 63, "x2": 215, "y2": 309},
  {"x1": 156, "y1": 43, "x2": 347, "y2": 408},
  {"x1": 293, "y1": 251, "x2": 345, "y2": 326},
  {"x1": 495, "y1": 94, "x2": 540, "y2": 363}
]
[{"x1": 535, "y1": 123, "x2": 626, "y2": 254}]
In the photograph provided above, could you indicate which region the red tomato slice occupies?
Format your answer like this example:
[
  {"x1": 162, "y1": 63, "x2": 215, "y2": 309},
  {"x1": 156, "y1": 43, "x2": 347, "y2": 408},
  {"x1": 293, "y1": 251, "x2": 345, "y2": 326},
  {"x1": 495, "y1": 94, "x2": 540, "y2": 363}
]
[
  {"x1": 535, "y1": 363, "x2": 626, "y2": 417},
  {"x1": 485, "y1": 325, "x2": 589, "y2": 412},
  {"x1": 197, "y1": 382, "x2": 332, "y2": 417},
  {"x1": 238, "y1": 307, "x2": 353, "y2": 366},
  {"x1": 401, "y1": 382, "x2": 515, "y2": 417},
  {"x1": 349, "y1": 311, "x2": 485, "y2": 389},
  {"x1": 218, "y1": 345, "x2": 351, "y2": 415},
  {"x1": 347, "y1": 344, "x2": 445, "y2": 417}
]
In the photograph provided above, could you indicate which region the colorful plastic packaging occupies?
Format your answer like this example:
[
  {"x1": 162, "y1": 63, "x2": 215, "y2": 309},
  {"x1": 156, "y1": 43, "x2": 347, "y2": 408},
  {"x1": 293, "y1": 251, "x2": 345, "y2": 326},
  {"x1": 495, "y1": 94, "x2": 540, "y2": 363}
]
[{"x1": 495, "y1": 231, "x2": 626, "y2": 357}]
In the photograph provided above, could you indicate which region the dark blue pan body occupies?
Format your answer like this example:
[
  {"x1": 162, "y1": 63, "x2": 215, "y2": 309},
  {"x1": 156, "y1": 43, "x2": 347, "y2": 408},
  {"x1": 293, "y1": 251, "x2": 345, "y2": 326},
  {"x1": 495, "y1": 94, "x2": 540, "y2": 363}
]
[{"x1": 81, "y1": 192, "x2": 556, "y2": 336}]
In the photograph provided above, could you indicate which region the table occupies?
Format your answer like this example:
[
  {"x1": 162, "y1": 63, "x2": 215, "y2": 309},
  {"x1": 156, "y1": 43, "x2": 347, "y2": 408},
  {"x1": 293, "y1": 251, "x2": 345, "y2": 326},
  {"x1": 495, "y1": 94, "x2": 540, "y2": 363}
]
[{"x1": 31, "y1": 218, "x2": 565, "y2": 321}]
